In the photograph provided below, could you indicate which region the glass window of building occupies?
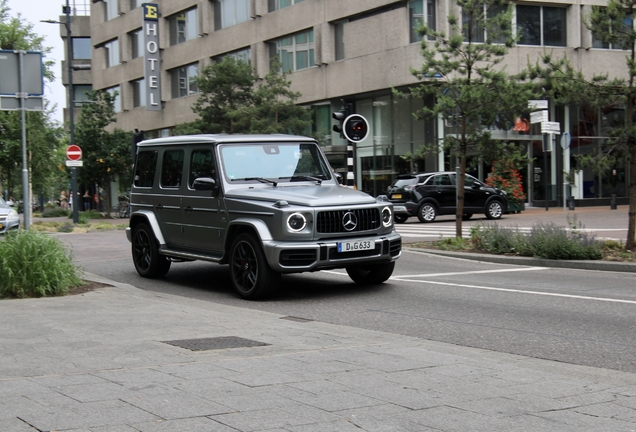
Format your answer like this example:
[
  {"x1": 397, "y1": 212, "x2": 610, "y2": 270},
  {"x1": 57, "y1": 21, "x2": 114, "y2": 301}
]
[
  {"x1": 409, "y1": 0, "x2": 436, "y2": 43},
  {"x1": 516, "y1": 5, "x2": 566, "y2": 46},
  {"x1": 104, "y1": 38, "x2": 119, "y2": 68},
  {"x1": 271, "y1": 29, "x2": 315, "y2": 72},
  {"x1": 334, "y1": 22, "x2": 345, "y2": 61},
  {"x1": 73, "y1": 85, "x2": 92, "y2": 107},
  {"x1": 168, "y1": 8, "x2": 198, "y2": 46},
  {"x1": 105, "y1": 86, "x2": 121, "y2": 112},
  {"x1": 72, "y1": 38, "x2": 91, "y2": 60},
  {"x1": 268, "y1": 0, "x2": 305, "y2": 12},
  {"x1": 104, "y1": 0, "x2": 118, "y2": 21},
  {"x1": 130, "y1": 0, "x2": 143, "y2": 9},
  {"x1": 215, "y1": 47, "x2": 252, "y2": 64},
  {"x1": 214, "y1": 0, "x2": 250, "y2": 30},
  {"x1": 592, "y1": 13, "x2": 633, "y2": 49},
  {"x1": 130, "y1": 29, "x2": 144, "y2": 59},
  {"x1": 170, "y1": 63, "x2": 199, "y2": 98},
  {"x1": 133, "y1": 78, "x2": 146, "y2": 107},
  {"x1": 462, "y1": 3, "x2": 507, "y2": 43}
]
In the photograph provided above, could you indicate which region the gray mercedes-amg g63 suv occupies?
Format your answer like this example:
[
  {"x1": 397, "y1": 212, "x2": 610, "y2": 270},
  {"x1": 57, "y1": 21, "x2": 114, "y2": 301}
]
[{"x1": 126, "y1": 134, "x2": 401, "y2": 299}]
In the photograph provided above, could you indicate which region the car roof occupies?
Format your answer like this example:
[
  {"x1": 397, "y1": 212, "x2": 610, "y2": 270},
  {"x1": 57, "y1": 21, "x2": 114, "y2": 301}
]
[
  {"x1": 396, "y1": 171, "x2": 457, "y2": 178},
  {"x1": 137, "y1": 134, "x2": 317, "y2": 147}
]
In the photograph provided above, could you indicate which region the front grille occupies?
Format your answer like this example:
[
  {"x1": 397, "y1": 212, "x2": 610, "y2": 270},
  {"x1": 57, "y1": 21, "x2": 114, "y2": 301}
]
[
  {"x1": 316, "y1": 208, "x2": 380, "y2": 233},
  {"x1": 280, "y1": 249, "x2": 317, "y2": 266}
]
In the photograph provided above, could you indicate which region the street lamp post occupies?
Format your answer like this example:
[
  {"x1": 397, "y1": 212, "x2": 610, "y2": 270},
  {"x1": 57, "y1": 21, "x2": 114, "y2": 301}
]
[{"x1": 42, "y1": 0, "x2": 79, "y2": 223}]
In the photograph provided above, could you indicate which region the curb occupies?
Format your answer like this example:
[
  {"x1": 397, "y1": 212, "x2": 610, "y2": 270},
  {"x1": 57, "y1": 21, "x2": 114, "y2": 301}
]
[{"x1": 405, "y1": 247, "x2": 636, "y2": 273}]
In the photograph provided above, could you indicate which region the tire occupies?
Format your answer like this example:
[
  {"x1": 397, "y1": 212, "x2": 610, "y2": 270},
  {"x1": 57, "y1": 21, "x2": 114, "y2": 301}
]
[
  {"x1": 346, "y1": 261, "x2": 395, "y2": 285},
  {"x1": 229, "y1": 233, "x2": 281, "y2": 300},
  {"x1": 394, "y1": 214, "x2": 409, "y2": 224},
  {"x1": 417, "y1": 202, "x2": 437, "y2": 223},
  {"x1": 485, "y1": 200, "x2": 504, "y2": 219},
  {"x1": 131, "y1": 223, "x2": 171, "y2": 278},
  {"x1": 462, "y1": 213, "x2": 473, "y2": 220}
]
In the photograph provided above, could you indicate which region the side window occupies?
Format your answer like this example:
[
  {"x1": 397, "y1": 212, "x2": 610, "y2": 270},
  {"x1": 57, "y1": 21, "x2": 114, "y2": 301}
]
[
  {"x1": 134, "y1": 150, "x2": 158, "y2": 188},
  {"x1": 189, "y1": 149, "x2": 216, "y2": 188},
  {"x1": 464, "y1": 175, "x2": 476, "y2": 187},
  {"x1": 161, "y1": 150, "x2": 185, "y2": 188},
  {"x1": 433, "y1": 174, "x2": 452, "y2": 185}
]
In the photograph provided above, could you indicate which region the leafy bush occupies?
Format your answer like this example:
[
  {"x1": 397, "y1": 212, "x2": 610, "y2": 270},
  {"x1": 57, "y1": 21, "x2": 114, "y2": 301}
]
[
  {"x1": 436, "y1": 236, "x2": 472, "y2": 251},
  {"x1": 471, "y1": 222, "x2": 602, "y2": 260},
  {"x1": 0, "y1": 230, "x2": 84, "y2": 299},
  {"x1": 41, "y1": 207, "x2": 70, "y2": 218}
]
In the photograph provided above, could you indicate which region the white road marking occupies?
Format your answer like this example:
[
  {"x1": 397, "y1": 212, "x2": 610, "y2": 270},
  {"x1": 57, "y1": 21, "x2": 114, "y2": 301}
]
[
  {"x1": 391, "y1": 267, "x2": 548, "y2": 278},
  {"x1": 322, "y1": 268, "x2": 636, "y2": 305}
]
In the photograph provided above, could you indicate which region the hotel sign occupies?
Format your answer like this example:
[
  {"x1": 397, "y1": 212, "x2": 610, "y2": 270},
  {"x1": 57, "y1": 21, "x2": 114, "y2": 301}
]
[{"x1": 143, "y1": 3, "x2": 161, "y2": 111}]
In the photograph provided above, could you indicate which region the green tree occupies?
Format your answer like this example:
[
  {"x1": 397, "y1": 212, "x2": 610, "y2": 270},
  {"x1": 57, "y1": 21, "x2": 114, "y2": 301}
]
[
  {"x1": 405, "y1": 0, "x2": 534, "y2": 237},
  {"x1": 74, "y1": 90, "x2": 132, "y2": 213},
  {"x1": 0, "y1": 0, "x2": 61, "y2": 203},
  {"x1": 192, "y1": 57, "x2": 310, "y2": 135},
  {"x1": 527, "y1": 0, "x2": 636, "y2": 249}
]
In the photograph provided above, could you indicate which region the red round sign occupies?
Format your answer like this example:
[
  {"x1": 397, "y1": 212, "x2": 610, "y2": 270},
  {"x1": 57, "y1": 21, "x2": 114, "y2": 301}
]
[{"x1": 66, "y1": 145, "x2": 82, "y2": 161}]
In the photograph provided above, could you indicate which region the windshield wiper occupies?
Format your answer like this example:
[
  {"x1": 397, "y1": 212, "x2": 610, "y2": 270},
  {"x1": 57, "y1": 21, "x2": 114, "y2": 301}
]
[
  {"x1": 279, "y1": 175, "x2": 323, "y2": 184},
  {"x1": 232, "y1": 177, "x2": 278, "y2": 186}
]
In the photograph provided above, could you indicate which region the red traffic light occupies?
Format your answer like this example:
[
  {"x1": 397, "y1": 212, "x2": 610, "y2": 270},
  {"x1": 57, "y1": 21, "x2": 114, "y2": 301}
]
[{"x1": 343, "y1": 114, "x2": 369, "y2": 142}]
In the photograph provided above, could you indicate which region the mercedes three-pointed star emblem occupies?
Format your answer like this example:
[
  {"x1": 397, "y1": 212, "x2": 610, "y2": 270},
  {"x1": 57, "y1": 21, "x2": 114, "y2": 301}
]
[{"x1": 342, "y1": 211, "x2": 358, "y2": 231}]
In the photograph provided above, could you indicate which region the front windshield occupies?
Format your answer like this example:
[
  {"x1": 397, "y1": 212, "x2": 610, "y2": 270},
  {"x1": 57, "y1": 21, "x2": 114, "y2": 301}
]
[{"x1": 219, "y1": 142, "x2": 332, "y2": 183}]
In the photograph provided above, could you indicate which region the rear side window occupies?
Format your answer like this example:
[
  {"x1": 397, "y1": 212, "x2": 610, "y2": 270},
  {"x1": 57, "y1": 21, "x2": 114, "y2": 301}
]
[
  {"x1": 161, "y1": 150, "x2": 185, "y2": 188},
  {"x1": 189, "y1": 149, "x2": 216, "y2": 188},
  {"x1": 134, "y1": 150, "x2": 158, "y2": 187},
  {"x1": 393, "y1": 177, "x2": 417, "y2": 188}
]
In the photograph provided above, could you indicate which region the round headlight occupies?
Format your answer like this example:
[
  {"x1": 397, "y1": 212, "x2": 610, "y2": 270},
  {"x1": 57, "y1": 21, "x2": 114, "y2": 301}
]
[
  {"x1": 381, "y1": 206, "x2": 392, "y2": 227},
  {"x1": 287, "y1": 213, "x2": 307, "y2": 232}
]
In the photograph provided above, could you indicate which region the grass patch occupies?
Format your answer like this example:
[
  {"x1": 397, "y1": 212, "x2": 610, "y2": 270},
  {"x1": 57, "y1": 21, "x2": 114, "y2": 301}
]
[{"x1": 0, "y1": 230, "x2": 84, "y2": 299}]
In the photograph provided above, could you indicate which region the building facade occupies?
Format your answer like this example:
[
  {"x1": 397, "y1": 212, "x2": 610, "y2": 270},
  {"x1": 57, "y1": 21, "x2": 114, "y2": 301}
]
[{"x1": 60, "y1": 0, "x2": 631, "y2": 205}]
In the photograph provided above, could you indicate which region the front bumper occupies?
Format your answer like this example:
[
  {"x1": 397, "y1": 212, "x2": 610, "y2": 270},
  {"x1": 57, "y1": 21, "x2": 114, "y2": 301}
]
[
  {"x1": 263, "y1": 231, "x2": 402, "y2": 272},
  {"x1": 391, "y1": 202, "x2": 419, "y2": 216}
]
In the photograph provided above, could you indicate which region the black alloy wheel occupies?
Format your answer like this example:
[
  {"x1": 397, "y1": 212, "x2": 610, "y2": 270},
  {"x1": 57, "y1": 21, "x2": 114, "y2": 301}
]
[
  {"x1": 132, "y1": 222, "x2": 171, "y2": 278},
  {"x1": 346, "y1": 261, "x2": 395, "y2": 285},
  {"x1": 229, "y1": 233, "x2": 280, "y2": 300}
]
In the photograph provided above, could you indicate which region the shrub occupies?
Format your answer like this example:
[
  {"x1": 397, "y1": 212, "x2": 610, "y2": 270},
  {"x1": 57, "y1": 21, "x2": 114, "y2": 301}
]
[
  {"x1": 0, "y1": 230, "x2": 84, "y2": 299},
  {"x1": 470, "y1": 221, "x2": 602, "y2": 260},
  {"x1": 41, "y1": 207, "x2": 70, "y2": 218},
  {"x1": 436, "y1": 236, "x2": 472, "y2": 251}
]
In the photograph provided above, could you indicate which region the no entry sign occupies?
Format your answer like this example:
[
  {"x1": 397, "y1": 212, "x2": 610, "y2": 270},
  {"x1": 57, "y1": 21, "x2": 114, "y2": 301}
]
[{"x1": 66, "y1": 145, "x2": 82, "y2": 161}]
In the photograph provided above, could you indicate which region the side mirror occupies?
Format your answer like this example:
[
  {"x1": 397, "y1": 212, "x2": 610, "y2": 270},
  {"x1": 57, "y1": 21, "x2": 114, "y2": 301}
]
[
  {"x1": 193, "y1": 177, "x2": 218, "y2": 192},
  {"x1": 334, "y1": 172, "x2": 344, "y2": 185}
]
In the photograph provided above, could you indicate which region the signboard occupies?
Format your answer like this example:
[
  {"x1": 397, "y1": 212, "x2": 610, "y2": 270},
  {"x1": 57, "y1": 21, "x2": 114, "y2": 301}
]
[
  {"x1": 66, "y1": 160, "x2": 84, "y2": 167},
  {"x1": 66, "y1": 145, "x2": 82, "y2": 161},
  {"x1": 142, "y1": 3, "x2": 161, "y2": 110},
  {"x1": 561, "y1": 132, "x2": 572, "y2": 150},
  {"x1": 528, "y1": 100, "x2": 548, "y2": 110},
  {"x1": 0, "y1": 50, "x2": 44, "y2": 111},
  {"x1": 541, "y1": 121, "x2": 561, "y2": 134},
  {"x1": 530, "y1": 110, "x2": 548, "y2": 124}
]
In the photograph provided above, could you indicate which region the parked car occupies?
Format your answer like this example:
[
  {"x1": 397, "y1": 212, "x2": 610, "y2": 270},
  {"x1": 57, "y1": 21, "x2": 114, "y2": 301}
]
[
  {"x1": 0, "y1": 197, "x2": 20, "y2": 234},
  {"x1": 387, "y1": 171, "x2": 508, "y2": 223},
  {"x1": 127, "y1": 134, "x2": 402, "y2": 300}
]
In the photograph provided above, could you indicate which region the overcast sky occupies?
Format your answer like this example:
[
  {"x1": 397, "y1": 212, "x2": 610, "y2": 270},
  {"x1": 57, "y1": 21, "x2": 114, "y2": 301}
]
[{"x1": 6, "y1": 0, "x2": 69, "y2": 123}]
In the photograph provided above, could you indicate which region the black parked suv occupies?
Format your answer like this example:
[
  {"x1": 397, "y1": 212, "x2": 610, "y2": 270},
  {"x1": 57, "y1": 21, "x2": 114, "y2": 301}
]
[{"x1": 387, "y1": 171, "x2": 508, "y2": 223}]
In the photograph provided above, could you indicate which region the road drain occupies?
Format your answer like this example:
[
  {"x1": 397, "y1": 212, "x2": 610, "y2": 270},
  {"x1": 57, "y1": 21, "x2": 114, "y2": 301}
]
[{"x1": 162, "y1": 336, "x2": 270, "y2": 351}]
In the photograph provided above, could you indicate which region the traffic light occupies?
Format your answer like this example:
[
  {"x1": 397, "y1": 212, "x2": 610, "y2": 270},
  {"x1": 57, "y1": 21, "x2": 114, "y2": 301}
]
[
  {"x1": 343, "y1": 114, "x2": 369, "y2": 143},
  {"x1": 332, "y1": 102, "x2": 352, "y2": 138}
]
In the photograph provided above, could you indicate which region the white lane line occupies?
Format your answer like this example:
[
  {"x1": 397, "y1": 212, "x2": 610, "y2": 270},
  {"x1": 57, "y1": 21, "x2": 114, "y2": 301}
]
[
  {"x1": 390, "y1": 278, "x2": 636, "y2": 305},
  {"x1": 391, "y1": 267, "x2": 548, "y2": 278},
  {"x1": 322, "y1": 268, "x2": 636, "y2": 305}
]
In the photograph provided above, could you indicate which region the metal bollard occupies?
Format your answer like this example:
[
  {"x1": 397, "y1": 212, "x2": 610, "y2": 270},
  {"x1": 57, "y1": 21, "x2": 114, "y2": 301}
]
[
  {"x1": 568, "y1": 196, "x2": 575, "y2": 210},
  {"x1": 611, "y1": 194, "x2": 617, "y2": 210}
]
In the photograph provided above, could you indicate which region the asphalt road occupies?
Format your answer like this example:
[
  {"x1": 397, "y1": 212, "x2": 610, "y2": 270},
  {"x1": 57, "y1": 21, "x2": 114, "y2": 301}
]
[{"x1": 60, "y1": 227, "x2": 636, "y2": 374}]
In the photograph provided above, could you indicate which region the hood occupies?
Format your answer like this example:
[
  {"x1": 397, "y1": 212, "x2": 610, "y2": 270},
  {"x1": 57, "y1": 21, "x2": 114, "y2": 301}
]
[{"x1": 225, "y1": 184, "x2": 377, "y2": 207}]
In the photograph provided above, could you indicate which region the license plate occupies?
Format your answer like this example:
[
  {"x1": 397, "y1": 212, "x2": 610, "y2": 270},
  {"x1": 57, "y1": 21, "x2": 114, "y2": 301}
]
[
  {"x1": 337, "y1": 239, "x2": 375, "y2": 253},
  {"x1": 392, "y1": 194, "x2": 402, "y2": 199}
]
